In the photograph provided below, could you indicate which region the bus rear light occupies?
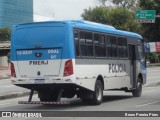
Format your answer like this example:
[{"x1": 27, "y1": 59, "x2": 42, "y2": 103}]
[
  {"x1": 11, "y1": 62, "x2": 16, "y2": 77},
  {"x1": 64, "y1": 59, "x2": 73, "y2": 77}
]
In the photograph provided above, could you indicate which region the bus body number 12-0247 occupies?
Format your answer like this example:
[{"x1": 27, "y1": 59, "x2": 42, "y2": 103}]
[{"x1": 17, "y1": 51, "x2": 32, "y2": 55}]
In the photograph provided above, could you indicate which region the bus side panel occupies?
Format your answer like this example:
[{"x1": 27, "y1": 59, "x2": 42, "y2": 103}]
[
  {"x1": 136, "y1": 60, "x2": 147, "y2": 84},
  {"x1": 75, "y1": 59, "x2": 132, "y2": 91}
]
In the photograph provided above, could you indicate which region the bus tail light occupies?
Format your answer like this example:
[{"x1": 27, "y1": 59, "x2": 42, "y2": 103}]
[
  {"x1": 11, "y1": 62, "x2": 16, "y2": 77},
  {"x1": 64, "y1": 59, "x2": 73, "y2": 77}
]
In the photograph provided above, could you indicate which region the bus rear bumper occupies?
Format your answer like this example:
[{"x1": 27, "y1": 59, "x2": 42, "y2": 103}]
[
  {"x1": 11, "y1": 76, "x2": 75, "y2": 85},
  {"x1": 10, "y1": 76, "x2": 78, "y2": 91}
]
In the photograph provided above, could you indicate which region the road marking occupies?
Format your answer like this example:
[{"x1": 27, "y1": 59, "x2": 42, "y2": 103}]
[
  {"x1": 136, "y1": 100, "x2": 160, "y2": 107},
  {"x1": 2, "y1": 85, "x2": 14, "y2": 88},
  {"x1": 0, "y1": 96, "x2": 30, "y2": 104},
  {"x1": 0, "y1": 103, "x2": 11, "y2": 106},
  {"x1": 143, "y1": 90, "x2": 156, "y2": 93},
  {"x1": 147, "y1": 70, "x2": 159, "y2": 72},
  {"x1": 0, "y1": 85, "x2": 14, "y2": 89},
  {"x1": 147, "y1": 77, "x2": 160, "y2": 79}
]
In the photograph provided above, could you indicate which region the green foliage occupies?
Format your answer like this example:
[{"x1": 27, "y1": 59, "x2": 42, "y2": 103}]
[
  {"x1": 82, "y1": 6, "x2": 108, "y2": 23},
  {"x1": 107, "y1": 8, "x2": 140, "y2": 32},
  {"x1": 139, "y1": 0, "x2": 160, "y2": 42},
  {"x1": 97, "y1": 0, "x2": 139, "y2": 11},
  {"x1": 0, "y1": 28, "x2": 11, "y2": 42},
  {"x1": 81, "y1": 7, "x2": 141, "y2": 32},
  {"x1": 146, "y1": 52, "x2": 160, "y2": 63},
  {"x1": 112, "y1": 0, "x2": 137, "y2": 9}
]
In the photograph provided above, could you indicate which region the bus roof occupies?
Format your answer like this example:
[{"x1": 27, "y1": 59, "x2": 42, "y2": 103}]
[
  {"x1": 67, "y1": 20, "x2": 142, "y2": 39},
  {"x1": 14, "y1": 20, "x2": 142, "y2": 39}
]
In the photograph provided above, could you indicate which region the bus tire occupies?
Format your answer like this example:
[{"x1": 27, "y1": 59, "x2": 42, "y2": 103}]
[
  {"x1": 92, "y1": 80, "x2": 103, "y2": 105},
  {"x1": 132, "y1": 77, "x2": 142, "y2": 97}
]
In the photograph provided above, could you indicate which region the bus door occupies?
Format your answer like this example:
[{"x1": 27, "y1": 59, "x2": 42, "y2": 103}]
[{"x1": 129, "y1": 45, "x2": 136, "y2": 88}]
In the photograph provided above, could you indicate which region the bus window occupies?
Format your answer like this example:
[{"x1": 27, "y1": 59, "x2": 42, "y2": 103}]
[
  {"x1": 94, "y1": 33, "x2": 106, "y2": 57},
  {"x1": 79, "y1": 31, "x2": 93, "y2": 57},
  {"x1": 122, "y1": 38, "x2": 128, "y2": 58},
  {"x1": 118, "y1": 37, "x2": 123, "y2": 58},
  {"x1": 118, "y1": 37, "x2": 128, "y2": 58},
  {"x1": 107, "y1": 36, "x2": 117, "y2": 57},
  {"x1": 137, "y1": 44, "x2": 145, "y2": 62}
]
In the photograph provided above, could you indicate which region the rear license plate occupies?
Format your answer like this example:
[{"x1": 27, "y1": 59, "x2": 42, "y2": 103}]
[{"x1": 35, "y1": 79, "x2": 45, "y2": 84}]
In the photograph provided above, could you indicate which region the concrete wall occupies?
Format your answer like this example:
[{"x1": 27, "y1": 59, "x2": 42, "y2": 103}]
[{"x1": 0, "y1": 56, "x2": 8, "y2": 66}]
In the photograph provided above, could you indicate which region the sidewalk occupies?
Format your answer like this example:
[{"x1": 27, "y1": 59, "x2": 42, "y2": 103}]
[{"x1": 0, "y1": 66, "x2": 11, "y2": 79}]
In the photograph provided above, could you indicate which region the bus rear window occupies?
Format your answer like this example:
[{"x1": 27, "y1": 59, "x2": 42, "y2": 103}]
[{"x1": 14, "y1": 26, "x2": 65, "y2": 47}]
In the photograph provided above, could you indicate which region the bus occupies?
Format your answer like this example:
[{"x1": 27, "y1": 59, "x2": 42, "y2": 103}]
[{"x1": 10, "y1": 20, "x2": 146, "y2": 105}]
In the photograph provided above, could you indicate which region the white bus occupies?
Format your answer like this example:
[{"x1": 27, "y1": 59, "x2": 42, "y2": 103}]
[{"x1": 10, "y1": 20, "x2": 146, "y2": 105}]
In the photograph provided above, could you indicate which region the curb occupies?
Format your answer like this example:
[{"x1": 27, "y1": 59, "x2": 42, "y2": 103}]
[
  {"x1": 0, "y1": 91, "x2": 37, "y2": 101},
  {"x1": 0, "y1": 77, "x2": 10, "y2": 80}
]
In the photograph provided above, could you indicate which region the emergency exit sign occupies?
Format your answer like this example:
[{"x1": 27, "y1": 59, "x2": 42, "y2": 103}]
[{"x1": 136, "y1": 10, "x2": 156, "y2": 23}]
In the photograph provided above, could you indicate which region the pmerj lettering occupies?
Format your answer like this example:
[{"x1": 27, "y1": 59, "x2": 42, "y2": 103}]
[
  {"x1": 109, "y1": 63, "x2": 126, "y2": 73},
  {"x1": 29, "y1": 60, "x2": 48, "y2": 65}
]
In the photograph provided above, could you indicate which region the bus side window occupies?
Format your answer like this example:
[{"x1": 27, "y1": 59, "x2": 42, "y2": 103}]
[
  {"x1": 110, "y1": 36, "x2": 117, "y2": 57},
  {"x1": 94, "y1": 33, "x2": 106, "y2": 57},
  {"x1": 79, "y1": 31, "x2": 93, "y2": 57},
  {"x1": 118, "y1": 37, "x2": 123, "y2": 58},
  {"x1": 74, "y1": 30, "x2": 79, "y2": 56},
  {"x1": 122, "y1": 38, "x2": 128, "y2": 58},
  {"x1": 137, "y1": 44, "x2": 145, "y2": 60},
  {"x1": 118, "y1": 37, "x2": 128, "y2": 58},
  {"x1": 106, "y1": 35, "x2": 112, "y2": 57}
]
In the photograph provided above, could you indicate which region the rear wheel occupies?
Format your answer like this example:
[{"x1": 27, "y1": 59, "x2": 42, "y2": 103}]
[
  {"x1": 92, "y1": 80, "x2": 103, "y2": 105},
  {"x1": 132, "y1": 77, "x2": 142, "y2": 97},
  {"x1": 82, "y1": 80, "x2": 103, "y2": 105}
]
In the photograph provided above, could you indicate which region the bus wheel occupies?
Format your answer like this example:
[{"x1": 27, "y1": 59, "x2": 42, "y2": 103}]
[
  {"x1": 132, "y1": 77, "x2": 142, "y2": 97},
  {"x1": 92, "y1": 80, "x2": 103, "y2": 105}
]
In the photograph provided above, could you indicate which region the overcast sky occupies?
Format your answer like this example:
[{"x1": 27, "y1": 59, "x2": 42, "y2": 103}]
[{"x1": 34, "y1": 0, "x2": 96, "y2": 20}]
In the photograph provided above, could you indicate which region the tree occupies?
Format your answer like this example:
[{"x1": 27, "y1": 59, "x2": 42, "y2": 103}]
[
  {"x1": 97, "y1": 0, "x2": 139, "y2": 11},
  {"x1": 0, "y1": 28, "x2": 11, "y2": 42},
  {"x1": 81, "y1": 6, "x2": 108, "y2": 24},
  {"x1": 139, "y1": 0, "x2": 160, "y2": 42},
  {"x1": 146, "y1": 52, "x2": 160, "y2": 63},
  {"x1": 107, "y1": 8, "x2": 140, "y2": 32},
  {"x1": 81, "y1": 7, "x2": 141, "y2": 32}
]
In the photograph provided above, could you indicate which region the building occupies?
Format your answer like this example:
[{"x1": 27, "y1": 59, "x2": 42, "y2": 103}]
[{"x1": 0, "y1": 0, "x2": 33, "y2": 27}]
